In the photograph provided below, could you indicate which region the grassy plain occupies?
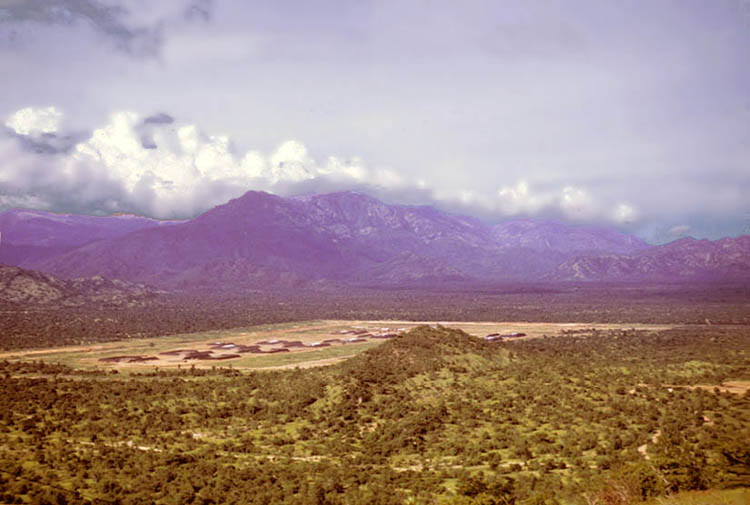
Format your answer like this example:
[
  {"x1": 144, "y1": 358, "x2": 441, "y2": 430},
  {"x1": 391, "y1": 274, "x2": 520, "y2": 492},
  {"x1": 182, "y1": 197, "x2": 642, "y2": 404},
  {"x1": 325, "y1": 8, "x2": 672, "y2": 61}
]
[{"x1": 1, "y1": 319, "x2": 673, "y2": 372}]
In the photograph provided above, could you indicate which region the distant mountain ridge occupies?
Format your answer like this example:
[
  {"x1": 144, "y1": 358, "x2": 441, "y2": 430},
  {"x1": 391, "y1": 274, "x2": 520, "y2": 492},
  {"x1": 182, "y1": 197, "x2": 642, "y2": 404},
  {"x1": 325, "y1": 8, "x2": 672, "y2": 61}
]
[
  {"x1": 0, "y1": 208, "x2": 182, "y2": 265},
  {"x1": 551, "y1": 236, "x2": 750, "y2": 281},
  {"x1": 1, "y1": 190, "x2": 747, "y2": 289}
]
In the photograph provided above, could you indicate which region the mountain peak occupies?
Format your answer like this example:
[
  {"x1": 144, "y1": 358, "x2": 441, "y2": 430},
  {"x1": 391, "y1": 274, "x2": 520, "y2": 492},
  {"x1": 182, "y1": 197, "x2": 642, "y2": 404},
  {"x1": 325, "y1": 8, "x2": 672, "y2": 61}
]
[
  {"x1": 10, "y1": 190, "x2": 745, "y2": 289},
  {"x1": 294, "y1": 190, "x2": 382, "y2": 205}
]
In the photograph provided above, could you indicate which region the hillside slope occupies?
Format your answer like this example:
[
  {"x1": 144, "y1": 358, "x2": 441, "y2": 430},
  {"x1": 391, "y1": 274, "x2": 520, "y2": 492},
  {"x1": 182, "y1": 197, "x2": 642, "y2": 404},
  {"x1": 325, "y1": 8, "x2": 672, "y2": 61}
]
[
  {"x1": 0, "y1": 264, "x2": 161, "y2": 307},
  {"x1": 25, "y1": 191, "x2": 649, "y2": 288},
  {"x1": 0, "y1": 208, "x2": 181, "y2": 265},
  {"x1": 551, "y1": 236, "x2": 750, "y2": 281}
]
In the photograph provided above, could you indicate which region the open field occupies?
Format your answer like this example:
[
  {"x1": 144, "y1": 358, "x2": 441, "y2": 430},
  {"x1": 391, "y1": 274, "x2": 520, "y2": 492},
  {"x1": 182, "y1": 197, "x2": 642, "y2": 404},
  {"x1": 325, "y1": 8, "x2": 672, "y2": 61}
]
[
  {"x1": 3, "y1": 283, "x2": 749, "y2": 352},
  {"x1": 0, "y1": 319, "x2": 673, "y2": 371},
  {"x1": 664, "y1": 380, "x2": 750, "y2": 395},
  {"x1": 644, "y1": 488, "x2": 750, "y2": 505}
]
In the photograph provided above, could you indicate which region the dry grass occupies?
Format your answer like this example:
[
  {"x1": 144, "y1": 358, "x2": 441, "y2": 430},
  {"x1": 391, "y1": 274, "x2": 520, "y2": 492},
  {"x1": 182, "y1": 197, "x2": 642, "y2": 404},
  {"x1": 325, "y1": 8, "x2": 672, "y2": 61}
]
[
  {"x1": 663, "y1": 381, "x2": 750, "y2": 395},
  {"x1": 646, "y1": 488, "x2": 750, "y2": 505},
  {"x1": 1, "y1": 319, "x2": 674, "y2": 372}
]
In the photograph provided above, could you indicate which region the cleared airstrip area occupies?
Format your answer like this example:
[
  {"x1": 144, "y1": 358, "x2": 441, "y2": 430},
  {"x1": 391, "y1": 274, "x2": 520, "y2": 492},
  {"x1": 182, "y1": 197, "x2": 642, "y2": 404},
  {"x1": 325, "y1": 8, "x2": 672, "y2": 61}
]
[{"x1": 0, "y1": 320, "x2": 674, "y2": 372}]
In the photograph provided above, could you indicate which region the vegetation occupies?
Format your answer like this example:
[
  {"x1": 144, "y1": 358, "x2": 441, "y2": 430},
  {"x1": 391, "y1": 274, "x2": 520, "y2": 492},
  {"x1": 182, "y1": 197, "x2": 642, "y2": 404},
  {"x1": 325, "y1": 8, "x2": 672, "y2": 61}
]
[
  {"x1": 1, "y1": 324, "x2": 748, "y2": 504},
  {"x1": 2, "y1": 283, "x2": 750, "y2": 351}
]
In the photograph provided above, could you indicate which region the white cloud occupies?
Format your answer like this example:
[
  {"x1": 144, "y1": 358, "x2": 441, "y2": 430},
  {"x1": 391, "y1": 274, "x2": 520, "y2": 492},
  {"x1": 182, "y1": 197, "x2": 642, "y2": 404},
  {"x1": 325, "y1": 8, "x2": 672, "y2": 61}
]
[
  {"x1": 5, "y1": 106, "x2": 63, "y2": 135},
  {"x1": 0, "y1": 106, "x2": 645, "y2": 228},
  {"x1": 495, "y1": 179, "x2": 640, "y2": 225},
  {"x1": 319, "y1": 156, "x2": 369, "y2": 182},
  {"x1": 268, "y1": 140, "x2": 315, "y2": 183},
  {"x1": 612, "y1": 203, "x2": 637, "y2": 224},
  {"x1": 498, "y1": 180, "x2": 552, "y2": 214},
  {"x1": 177, "y1": 125, "x2": 200, "y2": 154},
  {"x1": 240, "y1": 151, "x2": 267, "y2": 179},
  {"x1": 0, "y1": 107, "x2": 415, "y2": 218},
  {"x1": 372, "y1": 167, "x2": 404, "y2": 188},
  {"x1": 560, "y1": 186, "x2": 596, "y2": 220}
]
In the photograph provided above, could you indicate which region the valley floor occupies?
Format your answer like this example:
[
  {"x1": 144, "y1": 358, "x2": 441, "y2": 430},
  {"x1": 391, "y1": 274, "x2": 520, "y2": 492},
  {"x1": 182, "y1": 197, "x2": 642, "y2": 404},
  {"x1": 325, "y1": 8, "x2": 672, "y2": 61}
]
[
  {"x1": 1, "y1": 322, "x2": 748, "y2": 504},
  {"x1": 1, "y1": 319, "x2": 674, "y2": 372}
]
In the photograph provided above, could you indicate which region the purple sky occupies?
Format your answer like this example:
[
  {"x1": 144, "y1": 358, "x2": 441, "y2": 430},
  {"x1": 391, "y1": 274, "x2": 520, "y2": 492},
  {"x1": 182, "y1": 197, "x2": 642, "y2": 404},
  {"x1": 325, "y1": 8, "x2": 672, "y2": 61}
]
[{"x1": 1, "y1": 0, "x2": 749, "y2": 243}]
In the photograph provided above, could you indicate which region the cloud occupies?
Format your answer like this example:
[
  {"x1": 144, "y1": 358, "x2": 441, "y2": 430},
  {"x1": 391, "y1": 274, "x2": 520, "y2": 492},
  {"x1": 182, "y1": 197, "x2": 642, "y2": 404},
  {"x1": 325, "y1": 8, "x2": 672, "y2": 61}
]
[
  {"x1": 183, "y1": 0, "x2": 213, "y2": 22},
  {"x1": 1, "y1": 106, "x2": 645, "y2": 229},
  {"x1": 560, "y1": 186, "x2": 596, "y2": 220},
  {"x1": 668, "y1": 224, "x2": 691, "y2": 237},
  {"x1": 495, "y1": 179, "x2": 637, "y2": 226},
  {"x1": 143, "y1": 113, "x2": 174, "y2": 125},
  {"x1": 0, "y1": 107, "x2": 409, "y2": 218},
  {"x1": 5, "y1": 106, "x2": 62, "y2": 135},
  {"x1": 0, "y1": 193, "x2": 51, "y2": 210},
  {"x1": 0, "y1": 0, "x2": 214, "y2": 56},
  {"x1": 1, "y1": 2, "x2": 748, "y2": 244},
  {"x1": 612, "y1": 203, "x2": 637, "y2": 225},
  {"x1": 4, "y1": 106, "x2": 88, "y2": 155},
  {"x1": 498, "y1": 180, "x2": 552, "y2": 215},
  {"x1": 162, "y1": 31, "x2": 262, "y2": 66}
]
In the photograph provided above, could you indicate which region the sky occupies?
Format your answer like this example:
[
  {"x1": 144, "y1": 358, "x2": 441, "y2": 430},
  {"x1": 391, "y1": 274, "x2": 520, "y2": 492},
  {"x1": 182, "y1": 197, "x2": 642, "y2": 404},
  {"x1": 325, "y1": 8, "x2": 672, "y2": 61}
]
[{"x1": 1, "y1": 0, "x2": 749, "y2": 243}]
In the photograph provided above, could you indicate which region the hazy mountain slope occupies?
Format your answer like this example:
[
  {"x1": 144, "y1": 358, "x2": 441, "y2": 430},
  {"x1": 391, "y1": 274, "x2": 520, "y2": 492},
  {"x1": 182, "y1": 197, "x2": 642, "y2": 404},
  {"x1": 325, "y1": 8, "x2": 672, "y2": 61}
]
[
  {"x1": 295, "y1": 192, "x2": 507, "y2": 278},
  {"x1": 29, "y1": 190, "x2": 653, "y2": 288},
  {"x1": 293, "y1": 192, "x2": 648, "y2": 280},
  {"x1": 20, "y1": 189, "x2": 743, "y2": 288},
  {"x1": 491, "y1": 219, "x2": 649, "y2": 254},
  {"x1": 0, "y1": 242, "x2": 74, "y2": 266},
  {"x1": 0, "y1": 209, "x2": 182, "y2": 266},
  {"x1": 29, "y1": 192, "x2": 362, "y2": 287},
  {"x1": 551, "y1": 236, "x2": 750, "y2": 281}
]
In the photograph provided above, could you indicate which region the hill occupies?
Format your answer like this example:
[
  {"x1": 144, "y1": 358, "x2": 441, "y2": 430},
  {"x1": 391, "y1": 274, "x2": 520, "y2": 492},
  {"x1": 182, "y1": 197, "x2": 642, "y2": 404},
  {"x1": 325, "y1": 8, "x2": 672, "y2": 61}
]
[{"x1": 0, "y1": 264, "x2": 161, "y2": 307}]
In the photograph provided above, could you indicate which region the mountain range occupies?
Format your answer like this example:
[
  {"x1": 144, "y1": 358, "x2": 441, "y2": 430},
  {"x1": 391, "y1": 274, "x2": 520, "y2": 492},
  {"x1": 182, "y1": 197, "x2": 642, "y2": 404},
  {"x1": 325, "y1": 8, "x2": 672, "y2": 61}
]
[
  {"x1": 0, "y1": 209, "x2": 181, "y2": 265},
  {"x1": 1, "y1": 190, "x2": 748, "y2": 290}
]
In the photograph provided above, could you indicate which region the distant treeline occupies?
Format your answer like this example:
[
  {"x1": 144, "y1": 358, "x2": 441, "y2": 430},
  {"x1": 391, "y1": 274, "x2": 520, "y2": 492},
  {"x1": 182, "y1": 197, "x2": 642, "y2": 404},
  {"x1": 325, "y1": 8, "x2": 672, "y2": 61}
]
[{"x1": 2, "y1": 283, "x2": 750, "y2": 350}]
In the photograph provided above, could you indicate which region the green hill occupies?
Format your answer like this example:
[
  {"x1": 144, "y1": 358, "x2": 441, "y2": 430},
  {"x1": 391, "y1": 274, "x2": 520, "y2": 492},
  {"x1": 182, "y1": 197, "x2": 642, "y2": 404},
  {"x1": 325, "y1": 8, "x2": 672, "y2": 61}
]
[{"x1": 1, "y1": 325, "x2": 748, "y2": 504}]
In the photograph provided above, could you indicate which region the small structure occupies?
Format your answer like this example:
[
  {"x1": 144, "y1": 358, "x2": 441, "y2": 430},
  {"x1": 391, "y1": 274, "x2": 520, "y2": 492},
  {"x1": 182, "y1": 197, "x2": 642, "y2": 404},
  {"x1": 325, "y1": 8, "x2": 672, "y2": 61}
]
[
  {"x1": 159, "y1": 349, "x2": 191, "y2": 356},
  {"x1": 235, "y1": 345, "x2": 262, "y2": 353},
  {"x1": 99, "y1": 355, "x2": 158, "y2": 363},
  {"x1": 184, "y1": 351, "x2": 214, "y2": 360},
  {"x1": 211, "y1": 354, "x2": 241, "y2": 360},
  {"x1": 306, "y1": 341, "x2": 331, "y2": 348},
  {"x1": 484, "y1": 332, "x2": 527, "y2": 342},
  {"x1": 256, "y1": 338, "x2": 288, "y2": 345},
  {"x1": 282, "y1": 340, "x2": 305, "y2": 348}
]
